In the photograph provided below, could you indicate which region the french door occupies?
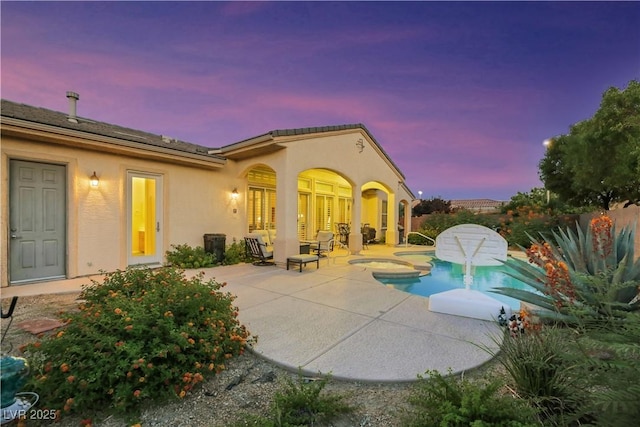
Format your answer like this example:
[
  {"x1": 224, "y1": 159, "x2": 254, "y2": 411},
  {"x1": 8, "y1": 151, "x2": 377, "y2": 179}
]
[
  {"x1": 248, "y1": 187, "x2": 276, "y2": 231},
  {"x1": 315, "y1": 195, "x2": 333, "y2": 233},
  {"x1": 297, "y1": 193, "x2": 310, "y2": 240},
  {"x1": 127, "y1": 172, "x2": 163, "y2": 265}
]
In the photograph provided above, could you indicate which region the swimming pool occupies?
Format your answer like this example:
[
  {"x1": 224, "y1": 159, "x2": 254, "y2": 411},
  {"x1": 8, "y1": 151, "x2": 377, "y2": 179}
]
[{"x1": 380, "y1": 253, "x2": 531, "y2": 310}]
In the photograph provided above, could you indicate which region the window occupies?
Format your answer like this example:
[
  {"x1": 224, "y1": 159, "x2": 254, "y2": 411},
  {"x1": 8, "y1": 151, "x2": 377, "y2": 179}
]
[
  {"x1": 338, "y1": 197, "x2": 352, "y2": 224},
  {"x1": 298, "y1": 193, "x2": 310, "y2": 240},
  {"x1": 248, "y1": 187, "x2": 276, "y2": 231},
  {"x1": 381, "y1": 200, "x2": 388, "y2": 230},
  {"x1": 315, "y1": 195, "x2": 333, "y2": 233}
]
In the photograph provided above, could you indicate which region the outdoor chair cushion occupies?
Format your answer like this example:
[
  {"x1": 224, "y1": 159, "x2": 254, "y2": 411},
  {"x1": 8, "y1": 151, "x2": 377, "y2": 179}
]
[
  {"x1": 310, "y1": 231, "x2": 334, "y2": 255},
  {"x1": 245, "y1": 233, "x2": 274, "y2": 265},
  {"x1": 253, "y1": 230, "x2": 272, "y2": 246}
]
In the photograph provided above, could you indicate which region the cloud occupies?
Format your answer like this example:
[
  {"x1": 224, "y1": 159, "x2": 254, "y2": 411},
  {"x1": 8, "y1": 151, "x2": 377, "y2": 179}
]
[{"x1": 2, "y1": 0, "x2": 637, "y2": 200}]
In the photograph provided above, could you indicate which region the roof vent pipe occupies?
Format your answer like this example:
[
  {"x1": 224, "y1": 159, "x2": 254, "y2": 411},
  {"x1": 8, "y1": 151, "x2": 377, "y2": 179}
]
[{"x1": 66, "y1": 91, "x2": 79, "y2": 123}]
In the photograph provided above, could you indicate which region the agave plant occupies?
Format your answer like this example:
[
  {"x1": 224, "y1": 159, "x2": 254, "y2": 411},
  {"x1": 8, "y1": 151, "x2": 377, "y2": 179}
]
[{"x1": 492, "y1": 216, "x2": 640, "y2": 321}]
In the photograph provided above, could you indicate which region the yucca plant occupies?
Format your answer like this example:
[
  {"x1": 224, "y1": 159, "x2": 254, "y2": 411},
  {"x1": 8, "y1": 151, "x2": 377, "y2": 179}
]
[{"x1": 492, "y1": 215, "x2": 640, "y2": 322}]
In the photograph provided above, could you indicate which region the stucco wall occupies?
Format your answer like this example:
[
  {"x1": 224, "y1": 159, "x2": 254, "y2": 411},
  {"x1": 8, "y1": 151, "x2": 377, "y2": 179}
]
[
  {"x1": 361, "y1": 191, "x2": 379, "y2": 229},
  {"x1": 2, "y1": 126, "x2": 414, "y2": 282},
  {"x1": 1, "y1": 137, "x2": 246, "y2": 286},
  {"x1": 230, "y1": 129, "x2": 412, "y2": 260}
]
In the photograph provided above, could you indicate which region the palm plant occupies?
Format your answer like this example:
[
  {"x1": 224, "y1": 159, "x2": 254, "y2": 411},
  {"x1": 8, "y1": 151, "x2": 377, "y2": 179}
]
[{"x1": 492, "y1": 215, "x2": 640, "y2": 321}]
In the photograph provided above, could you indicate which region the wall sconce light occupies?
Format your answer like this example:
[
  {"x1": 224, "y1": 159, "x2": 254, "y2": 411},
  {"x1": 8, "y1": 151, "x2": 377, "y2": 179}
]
[
  {"x1": 89, "y1": 171, "x2": 99, "y2": 188},
  {"x1": 231, "y1": 188, "x2": 239, "y2": 213},
  {"x1": 355, "y1": 138, "x2": 365, "y2": 153}
]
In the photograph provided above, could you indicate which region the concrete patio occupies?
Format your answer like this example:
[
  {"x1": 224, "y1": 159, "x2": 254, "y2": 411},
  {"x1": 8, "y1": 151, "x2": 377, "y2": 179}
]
[{"x1": 1, "y1": 244, "x2": 503, "y2": 382}]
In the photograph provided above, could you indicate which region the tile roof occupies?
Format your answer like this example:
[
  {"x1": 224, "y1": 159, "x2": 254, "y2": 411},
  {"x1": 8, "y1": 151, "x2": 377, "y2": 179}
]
[
  {"x1": 269, "y1": 124, "x2": 366, "y2": 137},
  {"x1": 450, "y1": 199, "x2": 505, "y2": 209},
  {"x1": 222, "y1": 123, "x2": 406, "y2": 179},
  {"x1": 1, "y1": 99, "x2": 407, "y2": 182},
  {"x1": 1, "y1": 99, "x2": 224, "y2": 160}
]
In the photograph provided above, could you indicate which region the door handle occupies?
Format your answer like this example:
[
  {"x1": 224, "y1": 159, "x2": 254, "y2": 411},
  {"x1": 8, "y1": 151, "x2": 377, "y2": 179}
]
[
  {"x1": 156, "y1": 222, "x2": 160, "y2": 232},
  {"x1": 11, "y1": 234, "x2": 22, "y2": 239}
]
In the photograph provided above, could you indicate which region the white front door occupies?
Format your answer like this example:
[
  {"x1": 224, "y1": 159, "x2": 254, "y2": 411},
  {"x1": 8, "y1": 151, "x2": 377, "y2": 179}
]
[{"x1": 127, "y1": 172, "x2": 163, "y2": 266}]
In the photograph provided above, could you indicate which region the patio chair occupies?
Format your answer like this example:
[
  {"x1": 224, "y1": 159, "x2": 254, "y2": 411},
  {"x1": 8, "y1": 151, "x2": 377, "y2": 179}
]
[
  {"x1": 244, "y1": 233, "x2": 275, "y2": 266},
  {"x1": 337, "y1": 223, "x2": 350, "y2": 246},
  {"x1": 1, "y1": 296, "x2": 19, "y2": 348},
  {"x1": 310, "y1": 231, "x2": 334, "y2": 257},
  {"x1": 362, "y1": 226, "x2": 370, "y2": 250}
]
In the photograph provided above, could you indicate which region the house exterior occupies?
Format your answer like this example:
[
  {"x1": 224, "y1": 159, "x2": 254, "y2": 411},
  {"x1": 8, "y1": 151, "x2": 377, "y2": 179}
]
[
  {"x1": 450, "y1": 199, "x2": 504, "y2": 213},
  {"x1": 1, "y1": 95, "x2": 414, "y2": 288}
]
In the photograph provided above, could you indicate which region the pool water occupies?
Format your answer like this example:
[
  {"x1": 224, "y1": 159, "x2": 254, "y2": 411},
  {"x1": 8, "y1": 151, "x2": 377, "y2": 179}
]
[{"x1": 378, "y1": 257, "x2": 531, "y2": 310}]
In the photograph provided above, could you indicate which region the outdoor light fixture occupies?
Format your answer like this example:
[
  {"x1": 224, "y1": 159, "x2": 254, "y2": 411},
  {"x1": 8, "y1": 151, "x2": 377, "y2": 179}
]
[
  {"x1": 355, "y1": 138, "x2": 365, "y2": 153},
  {"x1": 89, "y1": 171, "x2": 99, "y2": 188},
  {"x1": 231, "y1": 188, "x2": 239, "y2": 199}
]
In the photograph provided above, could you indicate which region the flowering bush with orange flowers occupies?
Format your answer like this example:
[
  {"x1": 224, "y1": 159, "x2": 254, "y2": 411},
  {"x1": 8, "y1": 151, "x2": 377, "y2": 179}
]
[
  {"x1": 415, "y1": 207, "x2": 576, "y2": 249},
  {"x1": 492, "y1": 215, "x2": 640, "y2": 322},
  {"x1": 489, "y1": 215, "x2": 640, "y2": 425},
  {"x1": 22, "y1": 267, "x2": 253, "y2": 421},
  {"x1": 497, "y1": 206, "x2": 577, "y2": 249}
]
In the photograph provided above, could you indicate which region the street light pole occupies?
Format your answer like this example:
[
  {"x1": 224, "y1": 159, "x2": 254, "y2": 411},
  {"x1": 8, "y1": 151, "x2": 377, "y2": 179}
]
[{"x1": 542, "y1": 138, "x2": 552, "y2": 204}]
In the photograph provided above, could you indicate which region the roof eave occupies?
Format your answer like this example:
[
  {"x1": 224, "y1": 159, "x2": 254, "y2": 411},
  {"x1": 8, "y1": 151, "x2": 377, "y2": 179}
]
[
  {"x1": 1, "y1": 117, "x2": 226, "y2": 169},
  {"x1": 218, "y1": 124, "x2": 407, "y2": 181},
  {"x1": 214, "y1": 133, "x2": 283, "y2": 160}
]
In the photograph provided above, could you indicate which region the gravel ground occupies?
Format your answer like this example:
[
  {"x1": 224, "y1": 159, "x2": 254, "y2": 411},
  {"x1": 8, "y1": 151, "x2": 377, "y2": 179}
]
[{"x1": 1, "y1": 293, "x2": 498, "y2": 426}]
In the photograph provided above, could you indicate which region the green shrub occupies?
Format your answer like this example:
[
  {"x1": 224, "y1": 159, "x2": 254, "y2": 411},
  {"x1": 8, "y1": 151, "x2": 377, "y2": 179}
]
[
  {"x1": 235, "y1": 373, "x2": 353, "y2": 426},
  {"x1": 165, "y1": 244, "x2": 216, "y2": 268},
  {"x1": 24, "y1": 267, "x2": 252, "y2": 420},
  {"x1": 487, "y1": 325, "x2": 590, "y2": 426},
  {"x1": 490, "y1": 215, "x2": 640, "y2": 425},
  {"x1": 416, "y1": 208, "x2": 575, "y2": 249},
  {"x1": 222, "y1": 240, "x2": 252, "y2": 265},
  {"x1": 495, "y1": 329, "x2": 572, "y2": 399},
  {"x1": 417, "y1": 210, "x2": 500, "y2": 243},
  {"x1": 402, "y1": 369, "x2": 538, "y2": 426},
  {"x1": 563, "y1": 306, "x2": 640, "y2": 426},
  {"x1": 490, "y1": 318, "x2": 640, "y2": 426},
  {"x1": 497, "y1": 207, "x2": 577, "y2": 248}
]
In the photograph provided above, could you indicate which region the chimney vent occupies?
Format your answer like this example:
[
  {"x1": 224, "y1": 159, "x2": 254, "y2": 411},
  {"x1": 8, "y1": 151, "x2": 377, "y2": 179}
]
[{"x1": 66, "y1": 91, "x2": 79, "y2": 123}]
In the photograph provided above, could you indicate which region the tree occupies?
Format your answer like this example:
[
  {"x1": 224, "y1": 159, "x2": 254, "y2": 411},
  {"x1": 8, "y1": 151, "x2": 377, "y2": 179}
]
[
  {"x1": 412, "y1": 196, "x2": 451, "y2": 216},
  {"x1": 501, "y1": 187, "x2": 549, "y2": 213},
  {"x1": 501, "y1": 187, "x2": 591, "y2": 214},
  {"x1": 539, "y1": 80, "x2": 640, "y2": 210}
]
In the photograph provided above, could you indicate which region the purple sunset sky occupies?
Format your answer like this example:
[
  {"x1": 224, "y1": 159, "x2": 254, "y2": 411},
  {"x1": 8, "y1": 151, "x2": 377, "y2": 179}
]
[{"x1": 2, "y1": 1, "x2": 639, "y2": 201}]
